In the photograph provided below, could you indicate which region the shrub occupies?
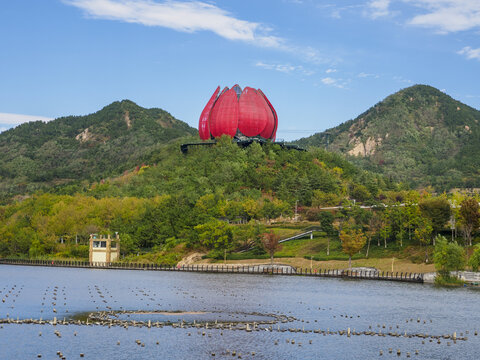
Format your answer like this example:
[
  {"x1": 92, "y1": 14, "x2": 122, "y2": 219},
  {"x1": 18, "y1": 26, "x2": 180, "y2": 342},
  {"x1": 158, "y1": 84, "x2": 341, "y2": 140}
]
[
  {"x1": 468, "y1": 244, "x2": 480, "y2": 272},
  {"x1": 433, "y1": 235, "x2": 465, "y2": 278}
]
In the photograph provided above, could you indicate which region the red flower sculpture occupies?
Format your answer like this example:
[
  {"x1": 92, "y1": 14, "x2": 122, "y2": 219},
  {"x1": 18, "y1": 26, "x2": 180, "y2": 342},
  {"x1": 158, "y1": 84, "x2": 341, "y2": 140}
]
[{"x1": 199, "y1": 84, "x2": 278, "y2": 141}]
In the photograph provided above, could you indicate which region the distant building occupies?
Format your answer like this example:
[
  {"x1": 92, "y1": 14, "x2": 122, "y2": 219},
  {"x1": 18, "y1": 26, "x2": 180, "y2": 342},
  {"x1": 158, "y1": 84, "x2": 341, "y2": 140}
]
[{"x1": 89, "y1": 233, "x2": 120, "y2": 263}]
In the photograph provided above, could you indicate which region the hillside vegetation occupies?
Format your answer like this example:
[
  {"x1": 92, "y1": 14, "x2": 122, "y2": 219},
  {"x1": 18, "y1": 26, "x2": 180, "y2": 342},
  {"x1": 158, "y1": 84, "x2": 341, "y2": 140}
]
[
  {"x1": 294, "y1": 85, "x2": 480, "y2": 190},
  {"x1": 0, "y1": 100, "x2": 197, "y2": 202},
  {"x1": 0, "y1": 138, "x2": 398, "y2": 259},
  {"x1": 1, "y1": 93, "x2": 479, "y2": 271}
]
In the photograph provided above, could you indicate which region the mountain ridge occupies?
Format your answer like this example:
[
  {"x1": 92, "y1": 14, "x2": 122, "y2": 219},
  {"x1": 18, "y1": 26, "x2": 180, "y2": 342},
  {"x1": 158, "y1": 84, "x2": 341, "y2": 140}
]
[
  {"x1": 293, "y1": 85, "x2": 480, "y2": 190},
  {"x1": 0, "y1": 100, "x2": 198, "y2": 201}
]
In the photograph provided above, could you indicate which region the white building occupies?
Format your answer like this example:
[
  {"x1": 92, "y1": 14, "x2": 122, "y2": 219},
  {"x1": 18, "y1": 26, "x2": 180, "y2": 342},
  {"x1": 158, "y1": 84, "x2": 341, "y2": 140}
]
[{"x1": 89, "y1": 233, "x2": 120, "y2": 263}]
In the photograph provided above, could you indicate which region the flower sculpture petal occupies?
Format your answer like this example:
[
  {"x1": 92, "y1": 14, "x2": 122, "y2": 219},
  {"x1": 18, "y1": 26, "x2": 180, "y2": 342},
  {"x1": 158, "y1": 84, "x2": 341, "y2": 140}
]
[
  {"x1": 198, "y1": 85, "x2": 278, "y2": 140},
  {"x1": 238, "y1": 87, "x2": 268, "y2": 137},
  {"x1": 257, "y1": 89, "x2": 278, "y2": 141},
  {"x1": 257, "y1": 91, "x2": 275, "y2": 139},
  {"x1": 198, "y1": 86, "x2": 220, "y2": 140},
  {"x1": 209, "y1": 88, "x2": 239, "y2": 138}
]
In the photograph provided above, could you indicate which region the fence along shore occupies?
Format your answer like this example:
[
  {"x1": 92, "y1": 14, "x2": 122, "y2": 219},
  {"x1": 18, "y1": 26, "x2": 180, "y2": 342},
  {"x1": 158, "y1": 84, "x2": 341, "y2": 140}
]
[{"x1": 0, "y1": 258, "x2": 424, "y2": 283}]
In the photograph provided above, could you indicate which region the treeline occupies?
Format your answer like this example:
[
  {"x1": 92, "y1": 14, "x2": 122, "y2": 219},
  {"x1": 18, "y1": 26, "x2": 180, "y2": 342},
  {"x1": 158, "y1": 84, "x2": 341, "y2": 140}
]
[
  {"x1": 0, "y1": 193, "x2": 287, "y2": 259},
  {"x1": 318, "y1": 193, "x2": 480, "y2": 266}
]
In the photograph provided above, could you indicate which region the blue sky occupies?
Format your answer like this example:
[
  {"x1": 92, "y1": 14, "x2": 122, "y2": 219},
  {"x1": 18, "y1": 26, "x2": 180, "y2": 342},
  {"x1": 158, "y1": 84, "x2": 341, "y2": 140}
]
[{"x1": 1, "y1": 0, "x2": 479, "y2": 140}]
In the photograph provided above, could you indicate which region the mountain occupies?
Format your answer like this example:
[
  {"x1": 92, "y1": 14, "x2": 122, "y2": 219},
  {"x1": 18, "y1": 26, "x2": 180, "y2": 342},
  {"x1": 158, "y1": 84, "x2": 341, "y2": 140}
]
[
  {"x1": 293, "y1": 85, "x2": 480, "y2": 190},
  {"x1": 0, "y1": 100, "x2": 197, "y2": 201}
]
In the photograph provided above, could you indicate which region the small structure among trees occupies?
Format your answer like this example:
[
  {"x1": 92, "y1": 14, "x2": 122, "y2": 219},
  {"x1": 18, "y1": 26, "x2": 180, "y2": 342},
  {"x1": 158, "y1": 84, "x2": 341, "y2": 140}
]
[{"x1": 89, "y1": 233, "x2": 120, "y2": 263}]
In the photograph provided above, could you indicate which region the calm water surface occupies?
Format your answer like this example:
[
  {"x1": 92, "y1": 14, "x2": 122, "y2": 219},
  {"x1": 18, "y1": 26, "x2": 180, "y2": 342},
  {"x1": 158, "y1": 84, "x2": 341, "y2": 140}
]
[{"x1": 0, "y1": 265, "x2": 479, "y2": 359}]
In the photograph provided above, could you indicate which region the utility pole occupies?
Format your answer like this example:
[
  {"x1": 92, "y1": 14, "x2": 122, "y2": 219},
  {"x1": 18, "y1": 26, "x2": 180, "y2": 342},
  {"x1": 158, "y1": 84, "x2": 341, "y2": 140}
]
[
  {"x1": 450, "y1": 215, "x2": 455, "y2": 242},
  {"x1": 295, "y1": 200, "x2": 298, "y2": 222}
]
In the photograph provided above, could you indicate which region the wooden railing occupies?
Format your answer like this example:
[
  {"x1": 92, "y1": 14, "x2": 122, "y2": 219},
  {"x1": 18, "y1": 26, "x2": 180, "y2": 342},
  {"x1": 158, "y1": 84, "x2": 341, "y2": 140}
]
[{"x1": 0, "y1": 258, "x2": 423, "y2": 283}]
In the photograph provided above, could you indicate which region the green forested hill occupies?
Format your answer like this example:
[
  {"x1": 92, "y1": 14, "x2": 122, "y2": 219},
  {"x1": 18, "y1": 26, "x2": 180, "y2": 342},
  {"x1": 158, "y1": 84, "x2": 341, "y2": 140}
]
[
  {"x1": 0, "y1": 138, "x2": 401, "y2": 257},
  {"x1": 0, "y1": 100, "x2": 197, "y2": 201},
  {"x1": 294, "y1": 85, "x2": 480, "y2": 190}
]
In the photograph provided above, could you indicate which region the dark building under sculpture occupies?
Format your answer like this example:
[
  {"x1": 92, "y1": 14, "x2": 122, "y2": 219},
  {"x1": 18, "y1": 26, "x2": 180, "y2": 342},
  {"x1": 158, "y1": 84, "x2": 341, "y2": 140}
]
[{"x1": 198, "y1": 84, "x2": 278, "y2": 141}]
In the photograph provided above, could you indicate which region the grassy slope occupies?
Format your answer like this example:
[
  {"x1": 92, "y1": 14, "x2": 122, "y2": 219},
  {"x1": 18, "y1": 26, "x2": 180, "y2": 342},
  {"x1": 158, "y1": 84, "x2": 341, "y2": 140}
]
[{"x1": 199, "y1": 229, "x2": 436, "y2": 273}]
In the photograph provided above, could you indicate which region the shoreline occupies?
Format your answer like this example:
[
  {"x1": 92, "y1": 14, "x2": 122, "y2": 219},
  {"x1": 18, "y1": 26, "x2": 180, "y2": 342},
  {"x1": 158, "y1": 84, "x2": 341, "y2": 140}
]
[
  {"x1": 194, "y1": 257, "x2": 436, "y2": 274},
  {"x1": 0, "y1": 258, "x2": 424, "y2": 284}
]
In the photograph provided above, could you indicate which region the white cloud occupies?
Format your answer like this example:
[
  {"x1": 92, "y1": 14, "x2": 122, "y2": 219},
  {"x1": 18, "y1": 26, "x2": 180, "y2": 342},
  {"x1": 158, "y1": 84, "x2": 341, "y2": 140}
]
[
  {"x1": 326, "y1": 68, "x2": 337, "y2": 73},
  {"x1": 65, "y1": 0, "x2": 329, "y2": 64},
  {"x1": 321, "y1": 77, "x2": 336, "y2": 85},
  {"x1": 65, "y1": 0, "x2": 284, "y2": 48},
  {"x1": 406, "y1": 0, "x2": 480, "y2": 33},
  {"x1": 320, "y1": 77, "x2": 348, "y2": 88},
  {"x1": 393, "y1": 75, "x2": 413, "y2": 84},
  {"x1": 362, "y1": 1, "x2": 480, "y2": 34},
  {"x1": 0, "y1": 113, "x2": 53, "y2": 125},
  {"x1": 318, "y1": 4, "x2": 363, "y2": 19},
  {"x1": 358, "y1": 72, "x2": 379, "y2": 78},
  {"x1": 458, "y1": 46, "x2": 480, "y2": 61},
  {"x1": 255, "y1": 61, "x2": 315, "y2": 76},
  {"x1": 366, "y1": 0, "x2": 392, "y2": 19}
]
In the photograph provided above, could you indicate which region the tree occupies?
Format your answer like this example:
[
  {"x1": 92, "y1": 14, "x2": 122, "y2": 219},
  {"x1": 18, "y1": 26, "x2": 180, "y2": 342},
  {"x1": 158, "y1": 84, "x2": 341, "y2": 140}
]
[
  {"x1": 195, "y1": 219, "x2": 234, "y2": 264},
  {"x1": 350, "y1": 184, "x2": 371, "y2": 203},
  {"x1": 379, "y1": 212, "x2": 391, "y2": 248},
  {"x1": 458, "y1": 197, "x2": 480, "y2": 246},
  {"x1": 261, "y1": 231, "x2": 282, "y2": 264},
  {"x1": 319, "y1": 211, "x2": 335, "y2": 255},
  {"x1": 312, "y1": 190, "x2": 341, "y2": 207},
  {"x1": 350, "y1": 205, "x2": 372, "y2": 231},
  {"x1": 28, "y1": 237, "x2": 45, "y2": 258},
  {"x1": 414, "y1": 217, "x2": 433, "y2": 263},
  {"x1": 419, "y1": 197, "x2": 452, "y2": 242},
  {"x1": 233, "y1": 221, "x2": 264, "y2": 250},
  {"x1": 339, "y1": 228, "x2": 366, "y2": 269},
  {"x1": 366, "y1": 212, "x2": 382, "y2": 258},
  {"x1": 468, "y1": 244, "x2": 480, "y2": 272},
  {"x1": 242, "y1": 199, "x2": 259, "y2": 221},
  {"x1": 119, "y1": 233, "x2": 137, "y2": 256},
  {"x1": 387, "y1": 205, "x2": 407, "y2": 247},
  {"x1": 433, "y1": 235, "x2": 465, "y2": 278},
  {"x1": 405, "y1": 203, "x2": 421, "y2": 242}
]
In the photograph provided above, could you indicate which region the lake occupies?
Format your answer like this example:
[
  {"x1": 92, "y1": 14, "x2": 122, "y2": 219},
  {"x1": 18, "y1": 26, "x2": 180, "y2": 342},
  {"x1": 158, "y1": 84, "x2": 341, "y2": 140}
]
[{"x1": 0, "y1": 265, "x2": 479, "y2": 359}]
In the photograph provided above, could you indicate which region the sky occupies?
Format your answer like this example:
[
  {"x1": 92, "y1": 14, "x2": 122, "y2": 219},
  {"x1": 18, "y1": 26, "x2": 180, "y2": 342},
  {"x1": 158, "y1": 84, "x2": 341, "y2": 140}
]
[{"x1": 1, "y1": 0, "x2": 479, "y2": 140}]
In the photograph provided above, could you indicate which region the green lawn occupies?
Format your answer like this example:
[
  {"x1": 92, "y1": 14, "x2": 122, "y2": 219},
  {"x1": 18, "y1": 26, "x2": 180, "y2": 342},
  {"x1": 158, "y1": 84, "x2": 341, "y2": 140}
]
[{"x1": 231, "y1": 231, "x2": 432, "y2": 263}]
